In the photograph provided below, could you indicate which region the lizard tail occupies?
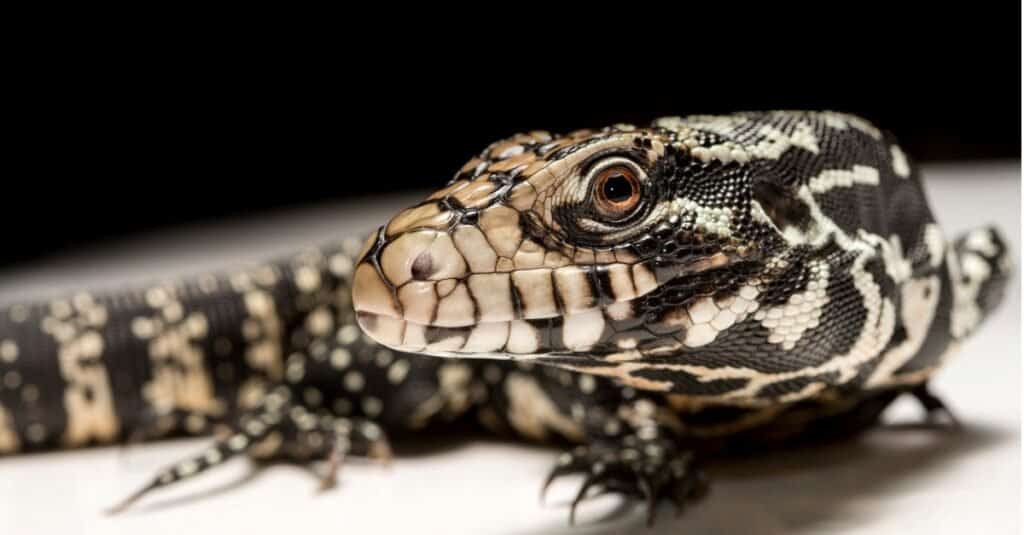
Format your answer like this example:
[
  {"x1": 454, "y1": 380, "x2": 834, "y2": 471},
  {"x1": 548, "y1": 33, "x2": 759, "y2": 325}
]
[{"x1": 949, "y1": 225, "x2": 1012, "y2": 339}]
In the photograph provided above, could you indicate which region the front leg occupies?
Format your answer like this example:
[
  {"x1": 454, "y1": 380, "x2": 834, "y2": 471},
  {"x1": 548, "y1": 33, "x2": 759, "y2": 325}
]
[
  {"x1": 481, "y1": 363, "x2": 708, "y2": 526},
  {"x1": 545, "y1": 399, "x2": 708, "y2": 526}
]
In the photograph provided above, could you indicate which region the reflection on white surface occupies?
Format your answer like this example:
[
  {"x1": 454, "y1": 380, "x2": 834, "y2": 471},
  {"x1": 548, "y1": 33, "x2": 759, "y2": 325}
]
[{"x1": 0, "y1": 162, "x2": 1019, "y2": 535}]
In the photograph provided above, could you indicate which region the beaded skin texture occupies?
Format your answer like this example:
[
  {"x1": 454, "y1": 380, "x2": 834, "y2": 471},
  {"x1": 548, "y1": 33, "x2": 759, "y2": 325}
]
[{"x1": 0, "y1": 111, "x2": 1011, "y2": 524}]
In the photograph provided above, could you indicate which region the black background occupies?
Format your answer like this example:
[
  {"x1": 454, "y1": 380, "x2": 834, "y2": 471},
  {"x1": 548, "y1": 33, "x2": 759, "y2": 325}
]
[{"x1": 6, "y1": 12, "x2": 1020, "y2": 265}]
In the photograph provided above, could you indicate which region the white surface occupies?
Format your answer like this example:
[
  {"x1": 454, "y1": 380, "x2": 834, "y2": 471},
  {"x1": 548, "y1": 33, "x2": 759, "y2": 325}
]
[{"x1": 0, "y1": 162, "x2": 1019, "y2": 535}]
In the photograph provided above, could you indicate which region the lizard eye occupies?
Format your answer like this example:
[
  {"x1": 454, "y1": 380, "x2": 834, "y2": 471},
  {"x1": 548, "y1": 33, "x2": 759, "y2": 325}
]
[{"x1": 592, "y1": 161, "x2": 643, "y2": 221}]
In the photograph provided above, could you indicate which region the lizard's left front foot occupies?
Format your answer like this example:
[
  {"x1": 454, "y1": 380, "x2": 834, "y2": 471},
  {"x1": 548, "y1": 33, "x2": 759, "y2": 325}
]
[
  {"x1": 910, "y1": 384, "x2": 962, "y2": 429},
  {"x1": 542, "y1": 430, "x2": 708, "y2": 526}
]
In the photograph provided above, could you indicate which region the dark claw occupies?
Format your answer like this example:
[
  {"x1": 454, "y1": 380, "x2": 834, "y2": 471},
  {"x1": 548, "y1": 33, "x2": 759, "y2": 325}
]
[
  {"x1": 105, "y1": 480, "x2": 159, "y2": 515},
  {"x1": 540, "y1": 461, "x2": 579, "y2": 504},
  {"x1": 545, "y1": 440, "x2": 708, "y2": 526},
  {"x1": 925, "y1": 405, "x2": 963, "y2": 430},
  {"x1": 911, "y1": 384, "x2": 963, "y2": 430},
  {"x1": 568, "y1": 473, "x2": 601, "y2": 526}
]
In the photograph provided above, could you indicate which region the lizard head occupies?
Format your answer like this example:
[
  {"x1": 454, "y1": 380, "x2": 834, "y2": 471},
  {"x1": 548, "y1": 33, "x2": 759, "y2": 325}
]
[{"x1": 352, "y1": 121, "x2": 792, "y2": 381}]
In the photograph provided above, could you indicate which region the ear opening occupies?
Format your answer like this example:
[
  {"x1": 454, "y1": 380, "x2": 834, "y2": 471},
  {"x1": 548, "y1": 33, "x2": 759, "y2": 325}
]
[{"x1": 752, "y1": 180, "x2": 811, "y2": 233}]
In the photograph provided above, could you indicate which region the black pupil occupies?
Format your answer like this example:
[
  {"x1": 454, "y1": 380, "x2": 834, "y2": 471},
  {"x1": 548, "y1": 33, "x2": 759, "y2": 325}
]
[{"x1": 602, "y1": 174, "x2": 634, "y2": 203}]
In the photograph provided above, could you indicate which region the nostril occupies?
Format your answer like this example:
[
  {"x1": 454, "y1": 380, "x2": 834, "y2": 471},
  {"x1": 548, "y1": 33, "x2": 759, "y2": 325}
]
[{"x1": 410, "y1": 251, "x2": 435, "y2": 281}]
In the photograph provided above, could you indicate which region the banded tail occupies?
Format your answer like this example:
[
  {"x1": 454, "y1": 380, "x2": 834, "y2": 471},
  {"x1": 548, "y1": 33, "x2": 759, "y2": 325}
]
[{"x1": 0, "y1": 240, "x2": 359, "y2": 455}]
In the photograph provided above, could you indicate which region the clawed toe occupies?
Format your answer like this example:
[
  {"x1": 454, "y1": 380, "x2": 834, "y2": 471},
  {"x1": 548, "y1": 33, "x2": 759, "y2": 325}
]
[
  {"x1": 911, "y1": 384, "x2": 963, "y2": 430},
  {"x1": 542, "y1": 441, "x2": 707, "y2": 526}
]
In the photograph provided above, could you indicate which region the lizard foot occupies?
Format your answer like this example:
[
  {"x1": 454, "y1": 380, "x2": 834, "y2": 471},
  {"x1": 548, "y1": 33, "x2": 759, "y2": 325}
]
[
  {"x1": 541, "y1": 432, "x2": 708, "y2": 526},
  {"x1": 106, "y1": 387, "x2": 391, "y2": 513},
  {"x1": 910, "y1": 384, "x2": 962, "y2": 429}
]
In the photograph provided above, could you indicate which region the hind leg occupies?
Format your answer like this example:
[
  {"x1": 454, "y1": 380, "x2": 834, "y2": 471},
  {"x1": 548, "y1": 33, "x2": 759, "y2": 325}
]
[{"x1": 106, "y1": 386, "x2": 390, "y2": 513}]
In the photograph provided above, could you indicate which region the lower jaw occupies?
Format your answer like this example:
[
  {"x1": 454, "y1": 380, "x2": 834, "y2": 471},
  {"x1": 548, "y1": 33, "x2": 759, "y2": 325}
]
[{"x1": 355, "y1": 311, "x2": 556, "y2": 358}]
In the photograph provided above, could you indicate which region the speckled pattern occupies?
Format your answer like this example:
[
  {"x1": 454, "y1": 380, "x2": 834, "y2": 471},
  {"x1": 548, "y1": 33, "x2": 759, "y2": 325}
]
[{"x1": 0, "y1": 111, "x2": 1011, "y2": 525}]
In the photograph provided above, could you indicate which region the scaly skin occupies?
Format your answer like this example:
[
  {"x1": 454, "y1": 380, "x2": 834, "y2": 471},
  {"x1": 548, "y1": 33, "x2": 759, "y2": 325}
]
[
  {"x1": 0, "y1": 111, "x2": 1010, "y2": 525},
  {"x1": 352, "y1": 110, "x2": 1010, "y2": 519}
]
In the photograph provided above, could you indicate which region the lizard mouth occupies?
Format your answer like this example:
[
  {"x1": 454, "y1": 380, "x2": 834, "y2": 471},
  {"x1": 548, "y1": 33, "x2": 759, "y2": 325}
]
[
  {"x1": 354, "y1": 309, "x2": 608, "y2": 358},
  {"x1": 350, "y1": 225, "x2": 666, "y2": 357},
  {"x1": 354, "y1": 293, "x2": 646, "y2": 358}
]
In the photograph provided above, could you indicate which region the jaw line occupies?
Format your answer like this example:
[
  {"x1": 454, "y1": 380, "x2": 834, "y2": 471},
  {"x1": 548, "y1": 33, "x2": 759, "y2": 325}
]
[
  {"x1": 355, "y1": 255, "x2": 751, "y2": 360},
  {"x1": 355, "y1": 295, "x2": 643, "y2": 359},
  {"x1": 355, "y1": 311, "x2": 549, "y2": 359}
]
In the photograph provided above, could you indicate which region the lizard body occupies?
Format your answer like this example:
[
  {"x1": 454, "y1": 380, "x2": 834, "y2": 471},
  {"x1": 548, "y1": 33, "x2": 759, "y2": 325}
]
[{"x1": 0, "y1": 111, "x2": 1010, "y2": 524}]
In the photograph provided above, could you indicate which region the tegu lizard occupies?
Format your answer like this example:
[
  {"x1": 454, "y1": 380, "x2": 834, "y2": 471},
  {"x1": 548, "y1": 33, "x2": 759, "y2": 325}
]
[{"x1": 0, "y1": 111, "x2": 1010, "y2": 526}]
